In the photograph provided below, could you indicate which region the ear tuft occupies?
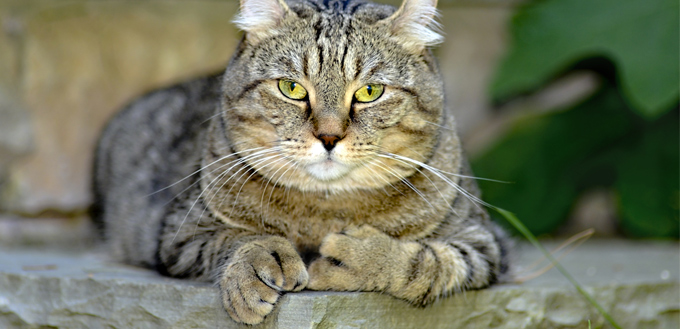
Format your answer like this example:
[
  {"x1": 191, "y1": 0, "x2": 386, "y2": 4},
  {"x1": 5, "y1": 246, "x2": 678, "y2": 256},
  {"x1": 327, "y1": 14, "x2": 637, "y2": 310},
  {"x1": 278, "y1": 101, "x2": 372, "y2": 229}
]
[
  {"x1": 389, "y1": 0, "x2": 444, "y2": 51},
  {"x1": 233, "y1": 0, "x2": 290, "y2": 43}
]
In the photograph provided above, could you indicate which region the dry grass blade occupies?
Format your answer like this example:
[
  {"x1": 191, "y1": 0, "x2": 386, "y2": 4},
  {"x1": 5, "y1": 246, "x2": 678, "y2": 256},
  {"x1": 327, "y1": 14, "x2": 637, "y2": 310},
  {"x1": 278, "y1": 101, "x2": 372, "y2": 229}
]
[
  {"x1": 515, "y1": 228, "x2": 595, "y2": 283},
  {"x1": 495, "y1": 208, "x2": 621, "y2": 329}
]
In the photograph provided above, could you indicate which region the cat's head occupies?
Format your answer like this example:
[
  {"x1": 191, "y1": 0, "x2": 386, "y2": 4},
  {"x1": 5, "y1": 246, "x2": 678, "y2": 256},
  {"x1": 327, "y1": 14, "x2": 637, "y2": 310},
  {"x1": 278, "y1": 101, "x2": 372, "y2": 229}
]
[{"x1": 219, "y1": 0, "x2": 447, "y2": 193}]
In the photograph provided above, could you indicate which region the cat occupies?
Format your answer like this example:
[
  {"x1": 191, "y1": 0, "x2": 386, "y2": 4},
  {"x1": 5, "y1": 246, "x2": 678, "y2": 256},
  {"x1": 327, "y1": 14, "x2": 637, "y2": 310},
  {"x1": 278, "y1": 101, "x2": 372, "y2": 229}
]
[{"x1": 92, "y1": 0, "x2": 511, "y2": 325}]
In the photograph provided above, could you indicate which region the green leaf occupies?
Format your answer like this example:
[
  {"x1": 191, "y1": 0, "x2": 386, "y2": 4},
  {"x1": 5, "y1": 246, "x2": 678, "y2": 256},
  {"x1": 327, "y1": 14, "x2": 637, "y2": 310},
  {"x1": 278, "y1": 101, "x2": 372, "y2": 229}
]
[
  {"x1": 616, "y1": 112, "x2": 680, "y2": 237},
  {"x1": 492, "y1": 0, "x2": 679, "y2": 118},
  {"x1": 473, "y1": 85, "x2": 634, "y2": 235},
  {"x1": 475, "y1": 80, "x2": 679, "y2": 238}
]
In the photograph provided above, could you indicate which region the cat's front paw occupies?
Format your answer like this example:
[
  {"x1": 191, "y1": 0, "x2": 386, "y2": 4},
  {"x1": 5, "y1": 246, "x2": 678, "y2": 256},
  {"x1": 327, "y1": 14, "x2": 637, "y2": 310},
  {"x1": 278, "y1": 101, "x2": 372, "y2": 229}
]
[
  {"x1": 307, "y1": 225, "x2": 402, "y2": 292},
  {"x1": 220, "y1": 236, "x2": 308, "y2": 324}
]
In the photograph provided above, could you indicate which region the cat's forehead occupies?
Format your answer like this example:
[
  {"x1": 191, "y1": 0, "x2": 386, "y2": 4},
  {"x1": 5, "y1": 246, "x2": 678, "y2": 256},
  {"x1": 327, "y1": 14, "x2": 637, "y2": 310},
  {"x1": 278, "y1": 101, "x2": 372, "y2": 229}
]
[
  {"x1": 297, "y1": 0, "x2": 367, "y2": 15},
  {"x1": 289, "y1": 0, "x2": 395, "y2": 22},
  {"x1": 230, "y1": 0, "x2": 436, "y2": 87},
  {"x1": 261, "y1": 1, "x2": 403, "y2": 63},
  {"x1": 280, "y1": 0, "x2": 399, "y2": 51}
]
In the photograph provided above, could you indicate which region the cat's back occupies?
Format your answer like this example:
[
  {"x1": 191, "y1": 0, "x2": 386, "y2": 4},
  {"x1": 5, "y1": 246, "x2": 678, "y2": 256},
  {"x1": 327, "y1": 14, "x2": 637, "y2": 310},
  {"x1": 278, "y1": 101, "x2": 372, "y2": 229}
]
[{"x1": 92, "y1": 73, "x2": 222, "y2": 265}]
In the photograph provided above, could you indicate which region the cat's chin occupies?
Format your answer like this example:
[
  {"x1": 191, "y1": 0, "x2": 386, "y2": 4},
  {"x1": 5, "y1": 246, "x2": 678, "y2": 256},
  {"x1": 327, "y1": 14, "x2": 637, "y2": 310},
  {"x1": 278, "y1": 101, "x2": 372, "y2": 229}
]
[{"x1": 305, "y1": 159, "x2": 352, "y2": 182}]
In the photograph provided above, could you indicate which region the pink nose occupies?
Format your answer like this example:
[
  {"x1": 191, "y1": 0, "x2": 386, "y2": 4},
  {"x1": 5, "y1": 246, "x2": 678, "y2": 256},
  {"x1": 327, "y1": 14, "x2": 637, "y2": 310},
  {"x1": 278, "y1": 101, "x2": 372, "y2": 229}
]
[{"x1": 317, "y1": 134, "x2": 342, "y2": 151}]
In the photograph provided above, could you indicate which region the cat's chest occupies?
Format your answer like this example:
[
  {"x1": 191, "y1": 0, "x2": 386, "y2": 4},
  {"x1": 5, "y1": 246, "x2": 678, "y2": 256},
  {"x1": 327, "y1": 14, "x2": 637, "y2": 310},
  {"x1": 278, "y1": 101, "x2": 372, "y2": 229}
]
[
  {"x1": 242, "y1": 191, "x2": 434, "y2": 245},
  {"x1": 209, "y1": 176, "x2": 447, "y2": 246},
  {"x1": 263, "y1": 197, "x2": 370, "y2": 242}
]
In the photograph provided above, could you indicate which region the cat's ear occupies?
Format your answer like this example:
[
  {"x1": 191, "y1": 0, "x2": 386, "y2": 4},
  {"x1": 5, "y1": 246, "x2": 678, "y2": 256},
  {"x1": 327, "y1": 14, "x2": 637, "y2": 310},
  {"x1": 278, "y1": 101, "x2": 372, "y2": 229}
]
[
  {"x1": 233, "y1": 0, "x2": 292, "y2": 44},
  {"x1": 386, "y1": 0, "x2": 443, "y2": 52}
]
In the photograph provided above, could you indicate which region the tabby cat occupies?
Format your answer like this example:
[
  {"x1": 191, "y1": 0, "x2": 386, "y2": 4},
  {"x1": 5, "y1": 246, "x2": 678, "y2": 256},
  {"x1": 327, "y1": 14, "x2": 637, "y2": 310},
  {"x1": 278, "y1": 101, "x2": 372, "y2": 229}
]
[{"x1": 93, "y1": 0, "x2": 511, "y2": 324}]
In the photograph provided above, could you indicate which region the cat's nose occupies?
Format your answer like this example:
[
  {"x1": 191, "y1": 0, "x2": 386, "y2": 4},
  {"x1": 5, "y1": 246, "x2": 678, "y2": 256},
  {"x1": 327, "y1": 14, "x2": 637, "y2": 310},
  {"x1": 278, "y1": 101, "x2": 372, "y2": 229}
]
[{"x1": 317, "y1": 134, "x2": 342, "y2": 151}]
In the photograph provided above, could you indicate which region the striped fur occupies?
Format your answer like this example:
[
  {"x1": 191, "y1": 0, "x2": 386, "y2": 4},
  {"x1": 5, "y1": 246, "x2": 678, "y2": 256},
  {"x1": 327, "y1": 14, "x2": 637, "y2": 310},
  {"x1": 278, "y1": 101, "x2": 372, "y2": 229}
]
[{"x1": 93, "y1": 0, "x2": 511, "y2": 325}]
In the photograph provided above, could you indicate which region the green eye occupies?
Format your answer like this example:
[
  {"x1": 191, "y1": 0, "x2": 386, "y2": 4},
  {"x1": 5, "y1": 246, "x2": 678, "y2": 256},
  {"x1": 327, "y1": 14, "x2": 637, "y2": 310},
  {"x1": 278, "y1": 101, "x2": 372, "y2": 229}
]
[
  {"x1": 354, "y1": 84, "x2": 384, "y2": 103},
  {"x1": 278, "y1": 79, "x2": 308, "y2": 100}
]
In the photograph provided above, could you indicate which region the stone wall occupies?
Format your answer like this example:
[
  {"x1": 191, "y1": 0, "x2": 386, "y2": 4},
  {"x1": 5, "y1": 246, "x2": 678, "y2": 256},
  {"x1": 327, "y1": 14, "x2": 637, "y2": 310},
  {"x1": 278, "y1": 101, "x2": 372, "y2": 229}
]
[
  {"x1": 0, "y1": 0, "x2": 514, "y2": 232},
  {"x1": 1, "y1": 0, "x2": 242, "y2": 216}
]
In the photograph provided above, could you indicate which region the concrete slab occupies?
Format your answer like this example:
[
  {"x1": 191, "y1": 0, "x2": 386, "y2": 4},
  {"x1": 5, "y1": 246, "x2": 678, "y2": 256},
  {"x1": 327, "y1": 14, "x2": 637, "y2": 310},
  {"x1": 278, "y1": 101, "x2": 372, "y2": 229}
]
[{"x1": 0, "y1": 240, "x2": 678, "y2": 328}]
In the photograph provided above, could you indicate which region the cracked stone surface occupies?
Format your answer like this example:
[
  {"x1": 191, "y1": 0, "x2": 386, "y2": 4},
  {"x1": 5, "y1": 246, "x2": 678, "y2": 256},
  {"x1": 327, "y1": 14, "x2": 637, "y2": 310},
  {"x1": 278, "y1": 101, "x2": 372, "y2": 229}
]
[{"x1": 1, "y1": 239, "x2": 678, "y2": 328}]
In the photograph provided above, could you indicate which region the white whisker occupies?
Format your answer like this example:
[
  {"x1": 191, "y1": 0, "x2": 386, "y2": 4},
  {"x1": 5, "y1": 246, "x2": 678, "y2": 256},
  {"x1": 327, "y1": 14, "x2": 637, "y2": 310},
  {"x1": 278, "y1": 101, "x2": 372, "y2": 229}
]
[
  {"x1": 379, "y1": 152, "x2": 496, "y2": 209},
  {"x1": 171, "y1": 149, "x2": 278, "y2": 243},
  {"x1": 227, "y1": 153, "x2": 283, "y2": 219},
  {"x1": 361, "y1": 159, "x2": 399, "y2": 196},
  {"x1": 193, "y1": 150, "x2": 281, "y2": 236},
  {"x1": 374, "y1": 152, "x2": 457, "y2": 215},
  {"x1": 372, "y1": 159, "x2": 435, "y2": 210},
  {"x1": 264, "y1": 158, "x2": 297, "y2": 219},
  {"x1": 400, "y1": 144, "x2": 509, "y2": 183},
  {"x1": 148, "y1": 146, "x2": 267, "y2": 197},
  {"x1": 161, "y1": 147, "x2": 275, "y2": 208},
  {"x1": 424, "y1": 120, "x2": 456, "y2": 132},
  {"x1": 258, "y1": 156, "x2": 292, "y2": 218}
]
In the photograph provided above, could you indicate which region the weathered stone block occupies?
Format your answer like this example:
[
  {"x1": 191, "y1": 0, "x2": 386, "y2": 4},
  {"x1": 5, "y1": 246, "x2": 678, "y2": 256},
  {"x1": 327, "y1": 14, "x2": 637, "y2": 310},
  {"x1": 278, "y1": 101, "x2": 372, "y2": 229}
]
[{"x1": 1, "y1": 240, "x2": 677, "y2": 328}]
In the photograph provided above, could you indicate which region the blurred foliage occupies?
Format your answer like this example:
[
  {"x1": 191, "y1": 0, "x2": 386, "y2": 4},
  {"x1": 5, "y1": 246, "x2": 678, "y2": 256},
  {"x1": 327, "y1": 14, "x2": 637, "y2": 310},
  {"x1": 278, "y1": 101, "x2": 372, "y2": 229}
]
[
  {"x1": 491, "y1": 0, "x2": 679, "y2": 117},
  {"x1": 474, "y1": 0, "x2": 679, "y2": 237}
]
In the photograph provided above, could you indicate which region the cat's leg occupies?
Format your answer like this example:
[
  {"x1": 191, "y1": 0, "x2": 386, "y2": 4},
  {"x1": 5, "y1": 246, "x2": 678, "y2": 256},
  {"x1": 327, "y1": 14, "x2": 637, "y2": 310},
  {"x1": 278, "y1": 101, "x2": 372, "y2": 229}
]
[
  {"x1": 306, "y1": 220, "x2": 508, "y2": 306},
  {"x1": 156, "y1": 208, "x2": 308, "y2": 324}
]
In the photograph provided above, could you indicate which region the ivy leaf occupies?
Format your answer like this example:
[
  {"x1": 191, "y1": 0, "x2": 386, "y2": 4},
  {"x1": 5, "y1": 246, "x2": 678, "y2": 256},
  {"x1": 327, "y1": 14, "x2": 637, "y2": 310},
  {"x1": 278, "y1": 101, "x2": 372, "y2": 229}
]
[
  {"x1": 492, "y1": 0, "x2": 679, "y2": 118},
  {"x1": 615, "y1": 114, "x2": 679, "y2": 238},
  {"x1": 473, "y1": 85, "x2": 634, "y2": 235}
]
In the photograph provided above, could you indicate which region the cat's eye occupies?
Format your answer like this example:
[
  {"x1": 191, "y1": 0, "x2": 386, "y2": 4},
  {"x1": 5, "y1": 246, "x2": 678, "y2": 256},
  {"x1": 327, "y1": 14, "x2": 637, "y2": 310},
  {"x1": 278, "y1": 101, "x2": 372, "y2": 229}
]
[
  {"x1": 354, "y1": 84, "x2": 384, "y2": 103},
  {"x1": 278, "y1": 79, "x2": 308, "y2": 100}
]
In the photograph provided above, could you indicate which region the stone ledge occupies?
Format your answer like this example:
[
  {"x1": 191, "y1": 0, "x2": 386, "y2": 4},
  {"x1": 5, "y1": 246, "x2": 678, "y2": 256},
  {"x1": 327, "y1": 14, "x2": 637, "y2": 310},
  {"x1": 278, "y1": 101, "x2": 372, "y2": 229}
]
[{"x1": 0, "y1": 240, "x2": 678, "y2": 328}]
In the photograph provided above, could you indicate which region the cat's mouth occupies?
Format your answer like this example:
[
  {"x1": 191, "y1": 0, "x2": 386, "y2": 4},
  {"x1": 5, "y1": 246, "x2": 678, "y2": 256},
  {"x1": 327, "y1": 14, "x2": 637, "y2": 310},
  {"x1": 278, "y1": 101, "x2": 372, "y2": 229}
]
[{"x1": 304, "y1": 158, "x2": 352, "y2": 181}]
